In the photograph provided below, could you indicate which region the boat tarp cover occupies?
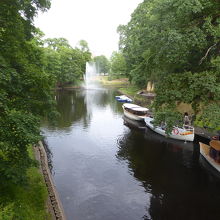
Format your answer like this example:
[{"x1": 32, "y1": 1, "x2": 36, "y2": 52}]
[
  {"x1": 123, "y1": 103, "x2": 149, "y2": 112},
  {"x1": 210, "y1": 140, "x2": 220, "y2": 151}
]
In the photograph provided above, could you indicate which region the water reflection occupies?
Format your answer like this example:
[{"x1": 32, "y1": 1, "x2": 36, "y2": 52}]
[
  {"x1": 199, "y1": 156, "x2": 220, "y2": 181},
  {"x1": 42, "y1": 90, "x2": 88, "y2": 133},
  {"x1": 43, "y1": 89, "x2": 122, "y2": 132},
  {"x1": 42, "y1": 139, "x2": 54, "y2": 174},
  {"x1": 42, "y1": 89, "x2": 220, "y2": 220},
  {"x1": 123, "y1": 116, "x2": 146, "y2": 130},
  {"x1": 117, "y1": 123, "x2": 220, "y2": 219}
]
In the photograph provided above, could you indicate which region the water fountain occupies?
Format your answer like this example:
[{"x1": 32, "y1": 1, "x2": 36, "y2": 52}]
[
  {"x1": 83, "y1": 62, "x2": 98, "y2": 89},
  {"x1": 83, "y1": 61, "x2": 106, "y2": 116}
]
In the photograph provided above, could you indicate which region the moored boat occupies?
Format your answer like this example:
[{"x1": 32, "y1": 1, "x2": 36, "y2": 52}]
[
  {"x1": 123, "y1": 116, "x2": 146, "y2": 130},
  {"x1": 122, "y1": 103, "x2": 149, "y2": 121},
  {"x1": 115, "y1": 95, "x2": 132, "y2": 103},
  {"x1": 144, "y1": 116, "x2": 194, "y2": 142},
  {"x1": 199, "y1": 141, "x2": 220, "y2": 172}
]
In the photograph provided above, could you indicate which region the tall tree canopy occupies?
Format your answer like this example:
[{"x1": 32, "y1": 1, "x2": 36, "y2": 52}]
[
  {"x1": 77, "y1": 39, "x2": 90, "y2": 52},
  {"x1": 0, "y1": 0, "x2": 56, "y2": 184},
  {"x1": 109, "y1": 51, "x2": 127, "y2": 78},
  {"x1": 44, "y1": 38, "x2": 91, "y2": 87},
  {"x1": 118, "y1": 0, "x2": 220, "y2": 130}
]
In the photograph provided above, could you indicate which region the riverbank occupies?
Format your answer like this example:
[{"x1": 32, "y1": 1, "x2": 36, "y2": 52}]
[
  {"x1": 0, "y1": 146, "x2": 50, "y2": 220},
  {"x1": 97, "y1": 76, "x2": 130, "y2": 87},
  {"x1": 35, "y1": 141, "x2": 66, "y2": 220},
  {"x1": 55, "y1": 76, "x2": 130, "y2": 90},
  {"x1": 0, "y1": 143, "x2": 66, "y2": 220},
  {"x1": 118, "y1": 86, "x2": 155, "y2": 106},
  {"x1": 97, "y1": 76, "x2": 154, "y2": 105},
  {"x1": 111, "y1": 79, "x2": 218, "y2": 141}
]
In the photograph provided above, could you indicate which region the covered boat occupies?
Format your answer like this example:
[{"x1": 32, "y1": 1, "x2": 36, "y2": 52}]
[
  {"x1": 144, "y1": 116, "x2": 194, "y2": 142},
  {"x1": 199, "y1": 140, "x2": 220, "y2": 172},
  {"x1": 122, "y1": 103, "x2": 149, "y2": 121},
  {"x1": 123, "y1": 116, "x2": 146, "y2": 130},
  {"x1": 115, "y1": 95, "x2": 132, "y2": 103}
]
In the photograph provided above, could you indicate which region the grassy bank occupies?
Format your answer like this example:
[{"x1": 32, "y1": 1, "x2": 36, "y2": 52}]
[
  {"x1": 98, "y1": 76, "x2": 129, "y2": 87},
  {"x1": 98, "y1": 76, "x2": 152, "y2": 107},
  {"x1": 0, "y1": 146, "x2": 50, "y2": 220},
  {"x1": 119, "y1": 85, "x2": 153, "y2": 107},
  {"x1": 119, "y1": 85, "x2": 140, "y2": 97}
]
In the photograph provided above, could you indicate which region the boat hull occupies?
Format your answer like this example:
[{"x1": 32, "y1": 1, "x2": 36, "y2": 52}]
[
  {"x1": 123, "y1": 116, "x2": 146, "y2": 130},
  {"x1": 117, "y1": 99, "x2": 132, "y2": 103},
  {"x1": 115, "y1": 95, "x2": 132, "y2": 103},
  {"x1": 122, "y1": 107, "x2": 145, "y2": 121},
  {"x1": 144, "y1": 117, "x2": 194, "y2": 142},
  {"x1": 199, "y1": 142, "x2": 220, "y2": 173}
]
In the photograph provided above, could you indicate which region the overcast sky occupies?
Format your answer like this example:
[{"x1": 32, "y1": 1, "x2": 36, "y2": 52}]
[{"x1": 34, "y1": 0, "x2": 142, "y2": 58}]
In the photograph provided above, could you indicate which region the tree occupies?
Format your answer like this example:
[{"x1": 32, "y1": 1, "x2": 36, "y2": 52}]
[
  {"x1": 45, "y1": 37, "x2": 71, "y2": 50},
  {"x1": 109, "y1": 51, "x2": 126, "y2": 78},
  {"x1": 118, "y1": 0, "x2": 220, "y2": 130},
  {"x1": 93, "y1": 55, "x2": 110, "y2": 74},
  {"x1": 76, "y1": 39, "x2": 92, "y2": 72},
  {"x1": 77, "y1": 39, "x2": 90, "y2": 52},
  {"x1": 0, "y1": 0, "x2": 56, "y2": 184},
  {"x1": 44, "y1": 38, "x2": 92, "y2": 87}
]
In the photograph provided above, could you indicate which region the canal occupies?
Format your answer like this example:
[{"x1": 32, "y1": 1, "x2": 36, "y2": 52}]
[{"x1": 42, "y1": 88, "x2": 220, "y2": 220}]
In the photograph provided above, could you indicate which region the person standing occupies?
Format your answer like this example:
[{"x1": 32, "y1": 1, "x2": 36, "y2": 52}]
[{"x1": 183, "y1": 112, "x2": 190, "y2": 127}]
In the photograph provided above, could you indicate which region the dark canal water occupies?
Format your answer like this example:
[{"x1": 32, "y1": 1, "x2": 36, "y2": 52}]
[{"x1": 42, "y1": 88, "x2": 220, "y2": 220}]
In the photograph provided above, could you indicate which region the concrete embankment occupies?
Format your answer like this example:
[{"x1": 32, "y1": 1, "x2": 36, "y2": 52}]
[{"x1": 35, "y1": 142, "x2": 66, "y2": 220}]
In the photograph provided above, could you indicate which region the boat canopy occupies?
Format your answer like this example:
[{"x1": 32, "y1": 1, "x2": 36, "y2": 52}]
[
  {"x1": 210, "y1": 140, "x2": 220, "y2": 151},
  {"x1": 123, "y1": 103, "x2": 149, "y2": 112}
]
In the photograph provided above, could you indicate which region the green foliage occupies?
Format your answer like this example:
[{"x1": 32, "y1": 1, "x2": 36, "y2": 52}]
[
  {"x1": 0, "y1": 147, "x2": 49, "y2": 220},
  {"x1": 118, "y1": 0, "x2": 220, "y2": 130},
  {"x1": 109, "y1": 51, "x2": 126, "y2": 79},
  {"x1": 119, "y1": 85, "x2": 140, "y2": 97},
  {"x1": 153, "y1": 110, "x2": 183, "y2": 135},
  {"x1": 0, "y1": 0, "x2": 56, "y2": 184},
  {"x1": 44, "y1": 38, "x2": 91, "y2": 87},
  {"x1": 0, "y1": 0, "x2": 56, "y2": 218},
  {"x1": 77, "y1": 39, "x2": 90, "y2": 53},
  {"x1": 93, "y1": 55, "x2": 110, "y2": 74},
  {"x1": 76, "y1": 39, "x2": 92, "y2": 63},
  {"x1": 0, "y1": 204, "x2": 14, "y2": 220},
  {"x1": 0, "y1": 110, "x2": 40, "y2": 184},
  {"x1": 195, "y1": 103, "x2": 220, "y2": 130}
]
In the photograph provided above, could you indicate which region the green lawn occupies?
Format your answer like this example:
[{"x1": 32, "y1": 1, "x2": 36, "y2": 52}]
[
  {"x1": 119, "y1": 85, "x2": 140, "y2": 97},
  {"x1": 98, "y1": 76, "x2": 129, "y2": 86}
]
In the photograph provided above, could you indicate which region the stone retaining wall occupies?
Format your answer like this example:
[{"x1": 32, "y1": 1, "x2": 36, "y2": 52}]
[{"x1": 35, "y1": 142, "x2": 66, "y2": 220}]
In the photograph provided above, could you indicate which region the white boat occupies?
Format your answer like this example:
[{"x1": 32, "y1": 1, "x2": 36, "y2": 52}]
[
  {"x1": 115, "y1": 95, "x2": 132, "y2": 103},
  {"x1": 199, "y1": 141, "x2": 220, "y2": 172},
  {"x1": 144, "y1": 116, "x2": 194, "y2": 142},
  {"x1": 122, "y1": 103, "x2": 149, "y2": 121},
  {"x1": 123, "y1": 116, "x2": 146, "y2": 130}
]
